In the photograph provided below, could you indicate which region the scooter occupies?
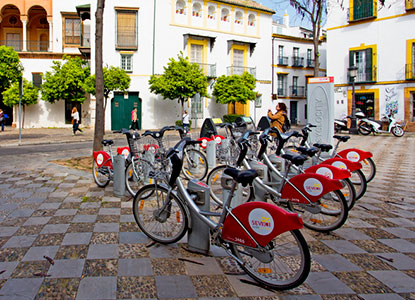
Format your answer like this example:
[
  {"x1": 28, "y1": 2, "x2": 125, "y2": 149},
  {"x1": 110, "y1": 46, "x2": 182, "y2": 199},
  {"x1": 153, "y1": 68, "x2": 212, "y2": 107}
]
[
  {"x1": 357, "y1": 111, "x2": 405, "y2": 137},
  {"x1": 334, "y1": 115, "x2": 351, "y2": 133}
]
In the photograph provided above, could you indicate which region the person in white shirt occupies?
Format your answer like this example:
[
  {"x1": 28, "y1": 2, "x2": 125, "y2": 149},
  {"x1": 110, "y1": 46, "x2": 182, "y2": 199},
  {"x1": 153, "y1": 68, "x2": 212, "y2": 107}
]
[
  {"x1": 71, "y1": 107, "x2": 83, "y2": 135},
  {"x1": 182, "y1": 110, "x2": 190, "y2": 134}
]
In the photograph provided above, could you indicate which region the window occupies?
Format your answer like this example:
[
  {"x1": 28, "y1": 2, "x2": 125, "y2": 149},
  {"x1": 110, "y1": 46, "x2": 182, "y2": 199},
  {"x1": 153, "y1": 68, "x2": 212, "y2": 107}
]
[
  {"x1": 355, "y1": 93, "x2": 375, "y2": 118},
  {"x1": 406, "y1": 40, "x2": 415, "y2": 80},
  {"x1": 32, "y1": 73, "x2": 42, "y2": 88},
  {"x1": 349, "y1": 0, "x2": 377, "y2": 21},
  {"x1": 255, "y1": 94, "x2": 262, "y2": 108},
  {"x1": 121, "y1": 54, "x2": 133, "y2": 72},
  {"x1": 278, "y1": 45, "x2": 287, "y2": 65},
  {"x1": 116, "y1": 10, "x2": 138, "y2": 49},
  {"x1": 278, "y1": 75, "x2": 287, "y2": 96},
  {"x1": 349, "y1": 46, "x2": 376, "y2": 82},
  {"x1": 292, "y1": 76, "x2": 298, "y2": 96},
  {"x1": 221, "y1": 8, "x2": 230, "y2": 22},
  {"x1": 406, "y1": 0, "x2": 415, "y2": 10},
  {"x1": 235, "y1": 11, "x2": 243, "y2": 24},
  {"x1": 6, "y1": 33, "x2": 21, "y2": 51},
  {"x1": 176, "y1": 0, "x2": 186, "y2": 14},
  {"x1": 292, "y1": 47, "x2": 303, "y2": 66},
  {"x1": 64, "y1": 17, "x2": 81, "y2": 45},
  {"x1": 208, "y1": 6, "x2": 216, "y2": 19},
  {"x1": 248, "y1": 14, "x2": 256, "y2": 26},
  {"x1": 233, "y1": 49, "x2": 244, "y2": 75},
  {"x1": 190, "y1": 44, "x2": 203, "y2": 64},
  {"x1": 191, "y1": 93, "x2": 203, "y2": 120},
  {"x1": 307, "y1": 49, "x2": 314, "y2": 67},
  {"x1": 192, "y1": 2, "x2": 202, "y2": 17}
]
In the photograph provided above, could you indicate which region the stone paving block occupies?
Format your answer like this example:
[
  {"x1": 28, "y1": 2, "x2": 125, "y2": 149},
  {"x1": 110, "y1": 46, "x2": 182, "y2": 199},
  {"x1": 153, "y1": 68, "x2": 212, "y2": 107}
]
[
  {"x1": 120, "y1": 214, "x2": 135, "y2": 223},
  {"x1": 383, "y1": 227, "x2": 415, "y2": 239},
  {"x1": 22, "y1": 245, "x2": 59, "y2": 261},
  {"x1": 225, "y1": 274, "x2": 276, "y2": 297},
  {"x1": 87, "y1": 244, "x2": 119, "y2": 259},
  {"x1": 76, "y1": 276, "x2": 117, "y2": 300},
  {"x1": 378, "y1": 238, "x2": 415, "y2": 253},
  {"x1": 23, "y1": 197, "x2": 47, "y2": 204},
  {"x1": 184, "y1": 257, "x2": 225, "y2": 275},
  {"x1": 47, "y1": 259, "x2": 85, "y2": 278},
  {"x1": 322, "y1": 240, "x2": 368, "y2": 254},
  {"x1": 23, "y1": 216, "x2": 51, "y2": 226},
  {"x1": 373, "y1": 252, "x2": 415, "y2": 270},
  {"x1": 368, "y1": 270, "x2": 415, "y2": 293},
  {"x1": 120, "y1": 232, "x2": 150, "y2": 244},
  {"x1": 40, "y1": 224, "x2": 69, "y2": 234},
  {"x1": 118, "y1": 258, "x2": 153, "y2": 276},
  {"x1": 281, "y1": 296, "x2": 323, "y2": 300},
  {"x1": 72, "y1": 215, "x2": 97, "y2": 223},
  {"x1": 49, "y1": 191, "x2": 69, "y2": 198},
  {"x1": 80, "y1": 202, "x2": 100, "y2": 209},
  {"x1": 93, "y1": 222, "x2": 119, "y2": 232},
  {"x1": 54, "y1": 208, "x2": 78, "y2": 216},
  {"x1": 385, "y1": 218, "x2": 415, "y2": 227},
  {"x1": 0, "y1": 278, "x2": 43, "y2": 300},
  {"x1": 0, "y1": 227, "x2": 19, "y2": 237},
  {"x1": 334, "y1": 228, "x2": 373, "y2": 240},
  {"x1": 62, "y1": 232, "x2": 92, "y2": 245},
  {"x1": 2, "y1": 235, "x2": 37, "y2": 248},
  {"x1": 8, "y1": 208, "x2": 35, "y2": 218},
  {"x1": 305, "y1": 272, "x2": 355, "y2": 294},
  {"x1": 155, "y1": 275, "x2": 197, "y2": 298},
  {"x1": 11, "y1": 192, "x2": 33, "y2": 199},
  {"x1": 358, "y1": 293, "x2": 406, "y2": 300},
  {"x1": 312, "y1": 254, "x2": 362, "y2": 272},
  {"x1": 344, "y1": 218, "x2": 376, "y2": 228},
  {"x1": 0, "y1": 261, "x2": 19, "y2": 279},
  {"x1": 39, "y1": 202, "x2": 61, "y2": 210},
  {"x1": 98, "y1": 208, "x2": 121, "y2": 215},
  {"x1": 102, "y1": 196, "x2": 121, "y2": 202}
]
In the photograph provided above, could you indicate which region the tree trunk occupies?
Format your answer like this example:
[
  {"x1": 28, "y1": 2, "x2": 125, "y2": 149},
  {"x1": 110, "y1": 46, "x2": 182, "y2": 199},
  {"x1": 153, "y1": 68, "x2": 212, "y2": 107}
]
[
  {"x1": 93, "y1": 0, "x2": 105, "y2": 151},
  {"x1": 312, "y1": 23, "x2": 319, "y2": 77},
  {"x1": 180, "y1": 98, "x2": 185, "y2": 122}
]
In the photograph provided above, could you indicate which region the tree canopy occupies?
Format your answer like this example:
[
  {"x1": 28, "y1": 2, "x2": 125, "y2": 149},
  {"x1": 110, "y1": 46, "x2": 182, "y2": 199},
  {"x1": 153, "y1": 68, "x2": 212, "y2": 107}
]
[
  {"x1": 148, "y1": 52, "x2": 208, "y2": 116},
  {"x1": 2, "y1": 78, "x2": 38, "y2": 107},
  {"x1": 41, "y1": 55, "x2": 90, "y2": 103},
  {"x1": 212, "y1": 72, "x2": 256, "y2": 105},
  {"x1": 0, "y1": 46, "x2": 23, "y2": 93}
]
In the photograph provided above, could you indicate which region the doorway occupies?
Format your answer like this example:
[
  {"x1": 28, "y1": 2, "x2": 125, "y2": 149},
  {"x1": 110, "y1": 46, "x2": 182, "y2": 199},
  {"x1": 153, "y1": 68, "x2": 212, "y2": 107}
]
[
  {"x1": 111, "y1": 92, "x2": 141, "y2": 130},
  {"x1": 290, "y1": 101, "x2": 298, "y2": 124}
]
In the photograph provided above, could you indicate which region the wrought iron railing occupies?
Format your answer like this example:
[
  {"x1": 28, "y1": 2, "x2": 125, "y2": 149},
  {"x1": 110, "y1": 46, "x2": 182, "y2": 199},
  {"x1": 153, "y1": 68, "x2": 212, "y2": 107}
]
[
  {"x1": 277, "y1": 87, "x2": 287, "y2": 97},
  {"x1": 307, "y1": 59, "x2": 315, "y2": 68},
  {"x1": 349, "y1": 66, "x2": 377, "y2": 83},
  {"x1": 278, "y1": 56, "x2": 288, "y2": 65},
  {"x1": 227, "y1": 66, "x2": 256, "y2": 77},
  {"x1": 348, "y1": 1, "x2": 377, "y2": 21},
  {"x1": 0, "y1": 40, "x2": 50, "y2": 52},
  {"x1": 289, "y1": 86, "x2": 305, "y2": 97},
  {"x1": 194, "y1": 63, "x2": 216, "y2": 78},
  {"x1": 292, "y1": 57, "x2": 304, "y2": 67},
  {"x1": 406, "y1": 64, "x2": 415, "y2": 80}
]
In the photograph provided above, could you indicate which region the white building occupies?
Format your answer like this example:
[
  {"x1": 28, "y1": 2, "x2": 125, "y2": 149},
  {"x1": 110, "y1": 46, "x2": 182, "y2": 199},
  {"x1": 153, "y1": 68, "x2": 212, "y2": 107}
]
[
  {"x1": 326, "y1": 0, "x2": 415, "y2": 130},
  {"x1": 1, "y1": 0, "x2": 275, "y2": 130},
  {"x1": 272, "y1": 14, "x2": 327, "y2": 125}
]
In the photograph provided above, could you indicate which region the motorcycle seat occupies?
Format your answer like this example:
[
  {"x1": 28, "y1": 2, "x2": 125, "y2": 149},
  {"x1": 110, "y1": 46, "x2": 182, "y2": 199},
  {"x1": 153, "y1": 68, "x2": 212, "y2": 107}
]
[
  {"x1": 224, "y1": 168, "x2": 258, "y2": 187},
  {"x1": 281, "y1": 153, "x2": 308, "y2": 166},
  {"x1": 296, "y1": 146, "x2": 319, "y2": 157},
  {"x1": 333, "y1": 135, "x2": 350, "y2": 143},
  {"x1": 313, "y1": 143, "x2": 333, "y2": 152}
]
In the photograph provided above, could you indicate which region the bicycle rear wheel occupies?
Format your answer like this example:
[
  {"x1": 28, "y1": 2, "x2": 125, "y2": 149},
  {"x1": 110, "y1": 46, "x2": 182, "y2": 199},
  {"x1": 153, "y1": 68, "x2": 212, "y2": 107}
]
[
  {"x1": 341, "y1": 178, "x2": 357, "y2": 210},
  {"x1": 92, "y1": 160, "x2": 111, "y2": 187},
  {"x1": 133, "y1": 184, "x2": 188, "y2": 244},
  {"x1": 182, "y1": 148, "x2": 208, "y2": 181},
  {"x1": 230, "y1": 229, "x2": 310, "y2": 290},
  {"x1": 287, "y1": 190, "x2": 348, "y2": 233},
  {"x1": 360, "y1": 157, "x2": 376, "y2": 183},
  {"x1": 125, "y1": 159, "x2": 146, "y2": 196},
  {"x1": 349, "y1": 169, "x2": 367, "y2": 200}
]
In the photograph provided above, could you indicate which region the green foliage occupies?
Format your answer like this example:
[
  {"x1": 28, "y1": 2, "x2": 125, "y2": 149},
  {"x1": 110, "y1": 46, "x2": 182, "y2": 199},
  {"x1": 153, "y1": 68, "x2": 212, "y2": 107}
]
[
  {"x1": 0, "y1": 46, "x2": 23, "y2": 92},
  {"x1": 41, "y1": 55, "x2": 90, "y2": 103},
  {"x1": 2, "y1": 78, "x2": 38, "y2": 107},
  {"x1": 85, "y1": 66, "x2": 131, "y2": 100},
  {"x1": 149, "y1": 52, "x2": 208, "y2": 104},
  {"x1": 223, "y1": 114, "x2": 243, "y2": 124},
  {"x1": 175, "y1": 119, "x2": 192, "y2": 129},
  {"x1": 212, "y1": 72, "x2": 256, "y2": 105}
]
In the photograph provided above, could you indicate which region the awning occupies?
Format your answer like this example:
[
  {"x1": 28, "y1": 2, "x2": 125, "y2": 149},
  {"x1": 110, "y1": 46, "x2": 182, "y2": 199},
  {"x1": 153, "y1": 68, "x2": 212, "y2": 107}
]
[
  {"x1": 76, "y1": 4, "x2": 91, "y2": 20},
  {"x1": 183, "y1": 33, "x2": 217, "y2": 50},
  {"x1": 227, "y1": 39, "x2": 257, "y2": 55}
]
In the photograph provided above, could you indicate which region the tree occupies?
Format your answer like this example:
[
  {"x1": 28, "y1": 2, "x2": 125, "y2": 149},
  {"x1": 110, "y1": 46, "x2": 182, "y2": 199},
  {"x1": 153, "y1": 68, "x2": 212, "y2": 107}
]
[
  {"x1": 85, "y1": 66, "x2": 131, "y2": 111},
  {"x1": 212, "y1": 72, "x2": 256, "y2": 107},
  {"x1": 41, "y1": 55, "x2": 90, "y2": 103},
  {"x1": 94, "y1": 0, "x2": 105, "y2": 151},
  {"x1": 2, "y1": 78, "x2": 38, "y2": 128},
  {"x1": 0, "y1": 45, "x2": 23, "y2": 93},
  {"x1": 148, "y1": 52, "x2": 208, "y2": 118},
  {"x1": 288, "y1": 0, "x2": 326, "y2": 76}
]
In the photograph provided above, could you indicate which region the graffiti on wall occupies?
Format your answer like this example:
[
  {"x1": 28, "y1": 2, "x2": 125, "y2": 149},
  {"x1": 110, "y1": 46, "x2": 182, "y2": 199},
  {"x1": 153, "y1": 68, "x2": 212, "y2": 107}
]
[{"x1": 384, "y1": 87, "x2": 398, "y2": 116}]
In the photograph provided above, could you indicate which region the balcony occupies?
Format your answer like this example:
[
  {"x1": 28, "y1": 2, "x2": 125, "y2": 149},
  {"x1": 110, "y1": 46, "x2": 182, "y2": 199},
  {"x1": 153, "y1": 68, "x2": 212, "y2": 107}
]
[
  {"x1": 277, "y1": 87, "x2": 287, "y2": 97},
  {"x1": 290, "y1": 86, "x2": 306, "y2": 97},
  {"x1": 292, "y1": 57, "x2": 304, "y2": 67},
  {"x1": 348, "y1": 1, "x2": 377, "y2": 22},
  {"x1": 406, "y1": 64, "x2": 415, "y2": 80},
  {"x1": 349, "y1": 67, "x2": 377, "y2": 83},
  {"x1": 406, "y1": 0, "x2": 415, "y2": 10},
  {"x1": 194, "y1": 63, "x2": 216, "y2": 78},
  {"x1": 227, "y1": 66, "x2": 256, "y2": 78},
  {"x1": 79, "y1": 34, "x2": 91, "y2": 59},
  {"x1": 306, "y1": 59, "x2": 315, "y2": 68},
  {"x1": 277, "y1": 56, "x2": 288, "y2": 66},
  {"x1": 0, "y1": 40, "x2": 50, "y2": 52}
]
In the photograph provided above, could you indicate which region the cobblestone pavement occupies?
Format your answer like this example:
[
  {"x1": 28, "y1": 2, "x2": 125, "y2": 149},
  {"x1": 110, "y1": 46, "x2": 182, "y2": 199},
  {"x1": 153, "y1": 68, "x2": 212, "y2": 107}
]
[{"x1": 0, "y1": 133, "x2": 415, "y2": 299}]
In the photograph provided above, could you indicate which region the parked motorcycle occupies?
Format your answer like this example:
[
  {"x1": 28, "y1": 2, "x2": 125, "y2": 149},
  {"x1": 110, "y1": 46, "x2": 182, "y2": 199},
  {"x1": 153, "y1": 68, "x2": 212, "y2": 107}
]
[
  {"x1": 357, "y1": 111, "x2": 405, "y2": 137},
  {"x1": 334, "y1": 115, "x2": 351, "y2": 133}
]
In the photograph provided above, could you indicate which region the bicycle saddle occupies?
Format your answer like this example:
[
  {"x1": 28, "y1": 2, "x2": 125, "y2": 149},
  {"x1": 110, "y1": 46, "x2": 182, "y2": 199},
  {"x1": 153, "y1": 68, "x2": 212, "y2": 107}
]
[
  {"x1": 224, "y1": 168, "x2": 258, "y2": 187},
  {"x1": 333, "y1": 135, "x2": 351, "y2": 143},
  {"x1": 313, "y1": 143, "x2": 333, "y2": 152},
  {"x1": 101, "y1": 139, "x2": 114, "y2": 146},
  {"x1": 296, "y1": 146, "x2": 319, "y2": 157},
  {"x1": 281, "y1": 153, "x2": 308, "y2": 166}
]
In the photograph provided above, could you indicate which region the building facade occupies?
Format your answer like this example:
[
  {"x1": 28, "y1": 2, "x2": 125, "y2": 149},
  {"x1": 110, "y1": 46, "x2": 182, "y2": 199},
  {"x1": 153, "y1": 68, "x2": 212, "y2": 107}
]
[
  {"x1": 1, "y1": 0, "x2": 275, "y2": 130},
  {"x1": 326, "y1": 0, "x2": 415, "y2": 130},
  {"x1": 272, "y1": 14, "x2": 327, "y2": 125}
]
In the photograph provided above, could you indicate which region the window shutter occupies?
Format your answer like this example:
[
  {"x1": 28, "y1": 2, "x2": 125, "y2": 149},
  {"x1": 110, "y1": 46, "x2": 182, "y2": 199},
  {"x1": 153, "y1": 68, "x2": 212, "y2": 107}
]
[
  {"x1": 365, "y1": 48, "x2": 373, "y2": 81},
  {"x1": 349, "y1": 50, "x2": 355, "y2": 82}
]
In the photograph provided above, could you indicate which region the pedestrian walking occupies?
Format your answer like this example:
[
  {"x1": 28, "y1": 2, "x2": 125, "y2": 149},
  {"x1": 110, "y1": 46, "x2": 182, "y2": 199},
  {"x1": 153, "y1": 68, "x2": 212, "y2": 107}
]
[
  {"x1": 71, "y1": 107, "x2": 83, "y2": 135},
  {"x1": 182, "y1": 110, "x2": 190, "y2": 134},
  {"x1": 131, "y1": 108, "x2": 139, "y2": 130},
  {"x1": 267, "y1": 102, "x2": 287, "y2": 133},
  {"x1": 0, "y1": 108, "x2": 5, "y2": 132}
]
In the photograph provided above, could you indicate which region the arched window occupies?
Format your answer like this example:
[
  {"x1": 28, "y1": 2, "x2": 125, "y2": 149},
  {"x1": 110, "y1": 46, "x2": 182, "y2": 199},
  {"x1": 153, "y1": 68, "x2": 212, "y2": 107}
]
[
  {"x1": 208, "y1": 5, "x2": 216, "y2": 19},
  {"x1": 248, "y1": 13, "x2": 256, "y2": 26},
  {"x1": 176, "y1": 0, "x2": 186, "y2": 15},
  {"x1": 235, "y1": 11, "x2": 243, "y2": 24},
  {"x1": 192, "y1": 2, "x2": 202, "y2": 17},
  {"x1": 221, "y1": 8, "x2": 229, "y2": 22}
]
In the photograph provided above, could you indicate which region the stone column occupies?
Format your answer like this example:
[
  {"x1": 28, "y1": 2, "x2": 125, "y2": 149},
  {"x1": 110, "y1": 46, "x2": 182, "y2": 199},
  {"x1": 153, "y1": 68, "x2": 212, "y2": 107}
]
[
  {"x1": 22, "y1": 19, "x2": 27, "y2": 51},
  {"x1": 48, "y1": 18, "x2": 53, "y2": 52}
]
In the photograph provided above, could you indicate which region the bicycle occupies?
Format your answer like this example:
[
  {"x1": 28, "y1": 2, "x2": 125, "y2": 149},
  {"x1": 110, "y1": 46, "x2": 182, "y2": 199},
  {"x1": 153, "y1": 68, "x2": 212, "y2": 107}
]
[{"x1": 132, "y1": 137, "x2": 311, "y2": 290}]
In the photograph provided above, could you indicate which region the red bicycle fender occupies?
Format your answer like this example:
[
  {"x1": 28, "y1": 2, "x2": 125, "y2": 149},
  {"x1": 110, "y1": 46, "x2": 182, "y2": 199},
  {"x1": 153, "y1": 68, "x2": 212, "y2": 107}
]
[
  {"x1": 305, "y1": 164, "x2": 351, "y2": 180},
  {"x1": 321, "y1": 157, "x2": 362, "y2": 172},
  {"x1": 222, "y1": 201, "x2": 303, "y2": 248},
  {"x1": 197, "y1": 137, "x2": 211, "y2": 149},
  {"x1": 214, "y1": 135, "x2": 225, "y2": 144},
  {"x1": 117, "y1": 147, "x2": 130, "y2": 158},
  {"x1": 337, "y1": 148, "x2": 373, "y2": 163},
  {"x1": 281, "y1": 173, "x2": 343, "y2": 204},
  {"x1": 93, "y1": 151, "x2": 112, "y2": 168}
]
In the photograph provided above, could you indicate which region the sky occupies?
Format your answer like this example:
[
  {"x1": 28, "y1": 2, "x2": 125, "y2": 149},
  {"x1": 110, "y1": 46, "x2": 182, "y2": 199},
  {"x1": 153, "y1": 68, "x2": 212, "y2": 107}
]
[{"x1": 257, "y1": 0, "x2": 314, "y2": 30}]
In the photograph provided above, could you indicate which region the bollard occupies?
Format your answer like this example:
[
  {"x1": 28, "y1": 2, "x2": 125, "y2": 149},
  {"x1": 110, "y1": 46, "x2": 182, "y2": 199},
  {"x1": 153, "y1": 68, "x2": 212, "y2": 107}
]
[
  {"x1": 113, "y1": 154, "x2": 126, "y2": 197},
  {"x1": 221, "y1": 174, "x2": 244, "y2": 208},
  {"x1": 206, "y1": 140, "x2": 216, "y2": 168},
  {"x1": 186, "y1": 180, "x2": 211, "y2": 254},
  {"x1": 249, "y1": 160, "x2": 269, "y2": 202}
]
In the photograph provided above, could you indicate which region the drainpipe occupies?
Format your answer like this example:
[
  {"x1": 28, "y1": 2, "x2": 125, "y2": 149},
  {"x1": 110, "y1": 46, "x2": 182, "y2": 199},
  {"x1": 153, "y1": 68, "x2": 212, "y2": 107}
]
[
  {"x1": 271, "y1": 36, "x2": 275, "y2": 99},
  {"x1": 152, "y1": 0, "x2": 157, "y2": 75}
]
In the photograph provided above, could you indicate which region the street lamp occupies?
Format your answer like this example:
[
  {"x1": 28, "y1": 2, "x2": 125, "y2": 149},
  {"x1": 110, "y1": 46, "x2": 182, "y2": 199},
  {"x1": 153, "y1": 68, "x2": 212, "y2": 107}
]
[{"x1": 348, "y1": 66, "x2": 358, "y2": 134}]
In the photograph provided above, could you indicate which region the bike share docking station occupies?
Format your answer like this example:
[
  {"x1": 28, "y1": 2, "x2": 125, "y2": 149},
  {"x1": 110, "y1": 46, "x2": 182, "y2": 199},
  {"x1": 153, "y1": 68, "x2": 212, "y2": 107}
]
[{"x1": 113, "y1": 154, "x2": 126, "y2": 197}]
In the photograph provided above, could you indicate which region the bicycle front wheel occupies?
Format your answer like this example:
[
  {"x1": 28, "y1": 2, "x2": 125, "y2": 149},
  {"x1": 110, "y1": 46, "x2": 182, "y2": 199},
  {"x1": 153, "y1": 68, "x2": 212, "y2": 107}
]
[
  {"x1": 133, "y1": 184, "x2": 188, "y2": 244},
  {"x1": 92, "y1": 160, "x2": 111, "y2": 187},
  {"x1": 182, "y1": 149, "x2": 208, "y2": 181},
  {"x1": 360, "y1": 157, "x2": 376, "y2": 183},
  {"x1": 287, "y1": 190, "x2": 348, "y2": 233},
  {"x1": 230, "y1": 229, "x2": 310, "y2": 290},
  {"x1": 341, "y1": 178, "x2": 357, "y2": 210},
  {"x1": 349, "y1": 169, "x2": 367, "y2": 200},
  {"x1": 125, "y1": 159, "x2": 146, "y2": 196}
]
